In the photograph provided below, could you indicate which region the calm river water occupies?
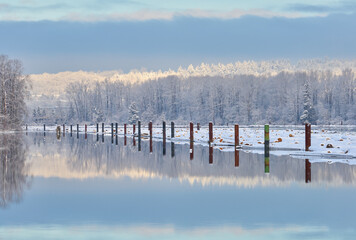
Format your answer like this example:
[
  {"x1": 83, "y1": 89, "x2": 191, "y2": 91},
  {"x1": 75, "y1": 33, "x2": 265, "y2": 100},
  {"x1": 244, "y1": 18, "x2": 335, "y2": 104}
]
[{"x1": 1, "y1": 132, "x2": 356, "y2": 239}]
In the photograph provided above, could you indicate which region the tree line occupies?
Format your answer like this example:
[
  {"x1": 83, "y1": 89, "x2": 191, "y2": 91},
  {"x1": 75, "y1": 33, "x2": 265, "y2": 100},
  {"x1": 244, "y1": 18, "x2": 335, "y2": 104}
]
[{"x1": 32, "y1": 69, "x2": 355, "y2": 125}]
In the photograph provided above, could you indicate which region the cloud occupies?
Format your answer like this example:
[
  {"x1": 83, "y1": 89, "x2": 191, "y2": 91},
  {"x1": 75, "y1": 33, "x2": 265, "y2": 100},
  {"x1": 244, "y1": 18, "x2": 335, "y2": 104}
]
[
  {"x1": 58, "y1": 8, "x2": 314, "y2": 22},
  {"x1": 288, "y1": 1, "x2": 356, "y2": 13}
]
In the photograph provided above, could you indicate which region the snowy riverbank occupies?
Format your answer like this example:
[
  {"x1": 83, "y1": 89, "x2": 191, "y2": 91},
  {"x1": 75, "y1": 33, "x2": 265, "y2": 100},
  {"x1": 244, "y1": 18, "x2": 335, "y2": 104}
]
[{"x1": 24, "y1": 125, "x2": 356, "y2": 162}]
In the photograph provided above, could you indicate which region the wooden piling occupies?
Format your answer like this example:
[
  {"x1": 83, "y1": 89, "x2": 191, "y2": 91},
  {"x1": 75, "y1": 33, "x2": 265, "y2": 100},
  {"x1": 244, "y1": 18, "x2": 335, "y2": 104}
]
[
  {"x1": 305, "y1": 123, "x2": 311, "y2": 151},
  {"x1": 44, "y1": 124, "x2": 46, "y2": 132},
  {"x1": 138, "y1": 121, "x2": 141, "y2": 151},
  {"x1": 70, "y1": 125, "x2": 72, "y2": 137},
  {"x1": 111, "y1": 123, "x2": 114, "y2": 136},
  {"x1": 234, "y1": 124, "x2": 239, "y2": 148},
  {"x1": 63, "y1": 124, "x2": 65, "y2": 137},
  {"x1": 163, "y1": 121, "x2": 166, "y2": 143},
  {"x1": 102, "y1": 123, "x2": 104, "y2": 133},
  {"x1": 124, "y1": 124, "x2": 127, "y2": 135},
  {"x1": 171, "y1": 122, "x2": 174, "y2": 138},
  {"x1": 25, "y1": 124, "x2": 28, "y2": 131},
  {"x1": 264, "y1": 124, "x2": 270, "y2": 173},
  {"x1": 133, "y1": 124, "x2": 136, "y2": 135},
  {"x1": 115, "y1": 123, "x2": 118, "y2": 135},
  {"x1": 77, "y1": 124, "x2": 79, "y2": 139},
  {"x1": 97, "y1": 123, "x2": 99, "y2": 133},
  {"x1": 149, "y1": 122, "x2": 153, "y2": 153},
  {"x1": 197, "y1": 123, "x2": 200, "y2": 130},
  {"x1": 190, "y1": 122, "x2": 194, "y2": 143},
  {"x1": 85, "y1": 124, "x2": 87, "y2": 133},
  {"x1": 264, "y1": 125, "x2": 270, "y2": 153},
  {"x1": 209, "y1": 122, "x2": 213, "y2": 145}
]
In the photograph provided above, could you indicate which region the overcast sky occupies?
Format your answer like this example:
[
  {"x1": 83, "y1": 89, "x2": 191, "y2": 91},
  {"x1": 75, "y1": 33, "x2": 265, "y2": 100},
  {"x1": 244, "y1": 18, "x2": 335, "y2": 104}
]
[{"x1": 0, "y1": 0, "x2": 355, "y2": 73}]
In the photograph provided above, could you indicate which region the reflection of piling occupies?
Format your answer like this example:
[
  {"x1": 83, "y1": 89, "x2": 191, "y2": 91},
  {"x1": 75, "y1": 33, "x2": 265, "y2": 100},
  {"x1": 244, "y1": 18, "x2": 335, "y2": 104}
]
[
  {"x1": 171, "y1": 142, "x2": 175, "y2": 158},
  {"x1": 70, "y1": 125, "x2": 73, "y2": 137},
  {"x1": 171, "y1": 122, "x2": 174, "y2": 138},
  {"x1": 124, "y1": 124, "x2": 127, "y2": 135},
  {"x1": 209, "y1": 122, "x2": 213, "y2": 145},
  {"x1": 190, "y1": 122, "x2": 194, "y2": 160},
  {"x1": 111, "y1": 123, "x2": 114, "y2": 136},
  {"x1": 116, "y1": 134, "x2": 118, "y2": 145},
  {"x1": 63, "y1": 124, "x2": 65, "y2": 137},
  {"x1": 76, "y1": 124, "x2": 79, "y2": 139},
  {"x1": 133, "y1": 124, "x2": 136, "y2": 135},
  {"x1": 305, "y1": 123, "x2": 311, "y2": 151},
  {"x1": 149, "y1": 122, "x2": 152, "y2": 153},
  {"x1": 209, "y1": 146, "x2": 213, "y2": 164},
  {"x1": 56, "y1": 126, "x2": 61, "y2": 139},
  {"x1": 124, "y1": 135, "x2": 127, "y2": 146},
  {"x1": 138, "y1": 121, "x2": 141, "y2": 151},
  {"x1": 115, "y1": 123, "x2": 118, "y2": 135},
  {"x1": 234, "y1": 124, "x2": 239, "y2": 148},
  {"x1": 102, "y1": 134, "x2": 104, "y2": 143},
  {"x1": 163, "y1": 121, "x2": 166, "y2": 155},
  {"x1": 97, "y1": 134, "x2": 99, "y2": 142},
  {"x1": 133, "y1": 136, "x2": 136, "y2": 146},
  {"x1": 264, "y1": 125, "x2": 270, "y2": 173},
  {"x1": 235, "y1": 149, "x2": 239, "y2": 167},
  {"x1": 305, "y1": 159, "x2": 311, "y2": 183},
  {"x1": 85, "y1": 124, "x2": 87, "y2": 139}
]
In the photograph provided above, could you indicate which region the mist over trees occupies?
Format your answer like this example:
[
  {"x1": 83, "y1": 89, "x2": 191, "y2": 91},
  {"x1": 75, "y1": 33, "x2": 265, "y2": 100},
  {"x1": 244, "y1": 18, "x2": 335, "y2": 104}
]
[
  {"x1": 31, "y1": 69, "x2": 355, "y2": 125},
  {"x1": 0, "y1": 55, "x2": 30, "y2": 130}
]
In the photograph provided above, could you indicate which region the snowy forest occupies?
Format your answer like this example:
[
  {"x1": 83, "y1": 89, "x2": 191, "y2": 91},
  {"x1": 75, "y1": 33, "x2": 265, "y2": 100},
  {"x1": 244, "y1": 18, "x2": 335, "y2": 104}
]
[
  {"x1": 31, "y1": 68, "x2": 356, "y2": 125},
  {"x1": 0, "y1": 55, "x2": 30, "y2": 130}
]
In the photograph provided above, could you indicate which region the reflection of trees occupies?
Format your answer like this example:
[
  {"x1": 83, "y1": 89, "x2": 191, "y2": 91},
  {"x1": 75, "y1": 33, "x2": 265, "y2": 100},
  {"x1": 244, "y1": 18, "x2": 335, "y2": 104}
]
[
  {"x1": 31, "y1": 133, "x2": 356, "y2": 187},
  {"x1": 0, "y1": 133, "x2": 30, "y2": 208}
]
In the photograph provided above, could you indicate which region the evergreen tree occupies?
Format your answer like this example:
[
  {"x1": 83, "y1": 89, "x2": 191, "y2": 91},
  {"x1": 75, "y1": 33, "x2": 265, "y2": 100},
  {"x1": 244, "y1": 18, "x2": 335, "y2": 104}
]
[
  {"x1": 128, "y1": 102, "x2": 139, "y2": 124},
  {"x1": 300, "y1": 79, "x2": 317, "y2": 124}
]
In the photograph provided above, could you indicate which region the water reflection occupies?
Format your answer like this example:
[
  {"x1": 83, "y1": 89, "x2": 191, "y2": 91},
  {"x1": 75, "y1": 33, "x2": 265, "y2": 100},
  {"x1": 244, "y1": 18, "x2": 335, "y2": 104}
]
[
  {"x1": 27, "y1": 133, "x2": 356, "y2": 187},
  {"x1": 0, "y1": 133, "x2": 30, "y2": 208}
]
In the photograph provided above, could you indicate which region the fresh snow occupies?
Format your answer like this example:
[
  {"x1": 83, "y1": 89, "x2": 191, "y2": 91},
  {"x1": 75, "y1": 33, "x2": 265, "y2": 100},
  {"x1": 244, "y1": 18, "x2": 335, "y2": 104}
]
[{"x1": 24, "y1": 125, "x2": 356, "y2": 163}]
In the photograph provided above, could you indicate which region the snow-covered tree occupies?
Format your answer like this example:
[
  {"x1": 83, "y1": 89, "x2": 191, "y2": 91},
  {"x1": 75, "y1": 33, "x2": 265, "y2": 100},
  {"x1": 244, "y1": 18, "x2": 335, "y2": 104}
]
[
  {"x1": 128, "y1": 102, "x2": 139, "y2": 124},
  {"x1": 300, "y1": 79, "x2": 317, "y2": 124}
]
